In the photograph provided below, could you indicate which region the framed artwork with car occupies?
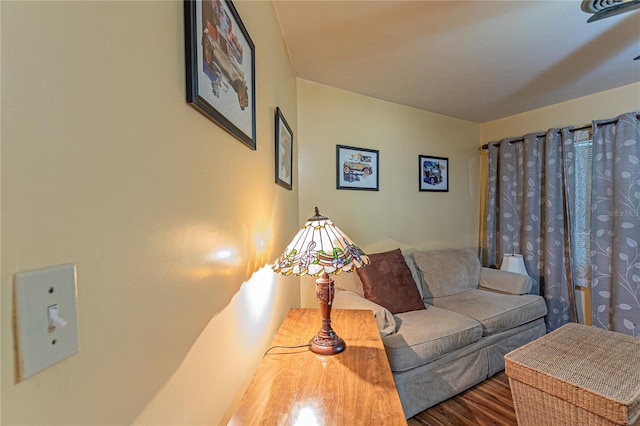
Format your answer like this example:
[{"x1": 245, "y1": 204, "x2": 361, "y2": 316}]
[
  {"x1": 336, "y1": 145, "x2": 379, "y2": 191},
  {"x1": 419, "y1": 155, "x2": 448, "y2": 192},
  {"x1": 184, "y1": 0, "x2": 256, "y2": 149}
]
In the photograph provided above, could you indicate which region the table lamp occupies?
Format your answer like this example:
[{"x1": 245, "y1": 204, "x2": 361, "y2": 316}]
[
  {"x1": 273, "y1": 207, "x2": 370, "y2": 355},
  {"x1": 500, "y1": 253, "x2": 528, "y2": 275}
]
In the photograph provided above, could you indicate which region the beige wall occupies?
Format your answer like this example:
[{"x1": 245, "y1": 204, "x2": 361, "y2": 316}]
[
  {"x1": 1, "y1": 1, "x2": 299, "y2": 425},
  {"x1": 481, "y1": 82, "x2": 640, "y2": 143},
  {"x1": 296, "y1": 80, "x2": 482, "y2": 307},
  {"x1": 478, "y1": 82, "x2": 640, "y2": 325},
  {"x1": 3, "y1": 0, "x2": 637, "y2": 422}
]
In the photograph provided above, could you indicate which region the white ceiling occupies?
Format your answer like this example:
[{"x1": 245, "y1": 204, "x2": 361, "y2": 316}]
[{"x1": 272, "y1": 0, "x2": 640, "y2": 123}]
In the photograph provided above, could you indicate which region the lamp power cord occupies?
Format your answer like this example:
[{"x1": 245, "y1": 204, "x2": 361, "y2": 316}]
[{"x1": 263, "y1": 344, "x2": 311, "y2": 357}]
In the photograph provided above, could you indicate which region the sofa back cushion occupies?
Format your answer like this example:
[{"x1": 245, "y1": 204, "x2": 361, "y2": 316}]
[
  {"x1": 357, "y1": 248, "x2": 426, "y2": 314},
  {"x1": 412, "y1": 248, "x2": 481, "y2": 300},
  {"x1": 333, "y1": 268, "x2": 365, "y2": 297}
]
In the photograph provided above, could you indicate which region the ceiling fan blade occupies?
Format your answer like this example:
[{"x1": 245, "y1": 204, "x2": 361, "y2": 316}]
[
  {"x1": 634, "y1": 54, "x2": 640, "y2": 60},
  {"x1": 587, "y1": 0, "x2": 640, "y2": 22}
]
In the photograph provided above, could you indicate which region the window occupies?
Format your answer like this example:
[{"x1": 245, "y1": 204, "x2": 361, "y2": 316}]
[{"x1": 570, "y1": 131, "x2": 592, "y2": 287}]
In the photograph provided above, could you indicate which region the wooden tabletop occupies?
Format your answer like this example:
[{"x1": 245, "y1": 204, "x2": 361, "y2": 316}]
[{"x1": 228, "y1": 308, "x2": 407, "y2": 425}]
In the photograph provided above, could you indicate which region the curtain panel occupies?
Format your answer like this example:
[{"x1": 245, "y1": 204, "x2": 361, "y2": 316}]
[
  {"x1": 590, "y1": 112, "x2": 640, "y2": 337},
  {"x1": 483, "y1": 129, "x2": 577, "y2": 332}
]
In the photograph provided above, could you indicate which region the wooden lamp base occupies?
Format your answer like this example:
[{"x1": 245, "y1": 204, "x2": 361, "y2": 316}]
[{"x1": 309, "y1": 272, "x2": 345, "y2": 355}]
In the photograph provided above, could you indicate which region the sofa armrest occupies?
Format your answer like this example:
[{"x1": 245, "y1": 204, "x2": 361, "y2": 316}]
[
  {"x1": 479, "y1": 267, "x2": 533, "y2": 295},
  {"x1": 333, "y1": 291, "x2": 397, "y2": 337}
]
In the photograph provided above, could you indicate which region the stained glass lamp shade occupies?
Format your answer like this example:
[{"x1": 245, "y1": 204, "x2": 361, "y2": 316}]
[{"x1": 273, "y1": 207, "x2": 370, "y2": 354}]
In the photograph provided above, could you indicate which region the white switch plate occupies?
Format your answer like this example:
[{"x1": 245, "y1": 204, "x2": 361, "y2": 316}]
[{"x1": 15, "y1": 263, "x2": 79, "y2": 380}]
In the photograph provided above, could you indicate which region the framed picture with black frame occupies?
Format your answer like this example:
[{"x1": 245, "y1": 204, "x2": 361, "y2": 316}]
[
  {"x1": 275, "y1": 107, "x2": 293, "y2": 190},
  {"x1": 336, "y1": 145, "x2": 379, "y2": 191},
  {"x1": 419, "y1": 155, "x2": 449, "y2": 192},
  {"x1": 184, "y1": 0, "x2": 256, "y2": 150}
]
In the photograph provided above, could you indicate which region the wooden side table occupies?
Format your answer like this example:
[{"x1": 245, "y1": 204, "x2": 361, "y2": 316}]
[{"x1": 228, "y1": 308, "x2": 407, "y2": 425}]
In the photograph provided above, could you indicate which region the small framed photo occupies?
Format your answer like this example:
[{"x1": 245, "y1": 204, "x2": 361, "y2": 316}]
[
  {"x1": 336, "y1": 145, "x2": 379, "y2": 191},
  {"x1": 184, "y1": 0, "x2": 256, "y2": 149},
  {"x1": 419, "y1": 155, "x2": 449, "y2": 192},
  {"x1": 275, "y1": 107, "x2": 293, "y2": 190}
]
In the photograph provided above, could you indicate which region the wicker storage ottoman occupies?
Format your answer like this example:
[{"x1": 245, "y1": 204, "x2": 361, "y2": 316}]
[{"x1": 505, "y1": 323, "x2": 640, "y2": 426}]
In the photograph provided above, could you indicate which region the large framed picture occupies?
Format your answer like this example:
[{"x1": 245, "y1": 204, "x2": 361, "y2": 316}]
[
  {"x1": 184, "y1": 0, "x2": 256, "y2": 150},
  {"x1": 275, "y1": 107, "x2": 293, "y2": 190},
  {"x1": 336, "y1": 145, "x2": 379, "y2": 191},
  {"x1": 419, "y1": 155, "x2": 449, "y2": 192}
]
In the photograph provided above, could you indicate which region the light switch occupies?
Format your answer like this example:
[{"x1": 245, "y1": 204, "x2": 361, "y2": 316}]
[
  {"x1": 15, "y1": 263, "x2": 79, "y2": 380},
  {"x1": 48, "y1": 304, "x2": 69, "y2": 331}
]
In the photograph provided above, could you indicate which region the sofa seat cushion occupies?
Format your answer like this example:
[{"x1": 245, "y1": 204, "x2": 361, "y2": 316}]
[
  {"x1": 431, "y1": 289, "x2": 547, "y2": 336},
  {"x1": 383, "y1": 307, "x2": 482, "y2": 372}
]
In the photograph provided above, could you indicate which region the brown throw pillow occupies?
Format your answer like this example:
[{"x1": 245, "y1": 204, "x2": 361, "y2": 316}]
[{"x1": 357, "y1": 249, "x2": 425, "y2": 314}]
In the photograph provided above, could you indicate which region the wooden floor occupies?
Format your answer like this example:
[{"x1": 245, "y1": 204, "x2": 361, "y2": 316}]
[{"x1": 408, "y1": 372, "x2": 518, "y2": 426}]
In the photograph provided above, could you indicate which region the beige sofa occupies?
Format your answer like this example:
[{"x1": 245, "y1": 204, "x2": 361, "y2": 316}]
[{"x1": 333, "y1": 248, "x2": 547, "y2": 418}]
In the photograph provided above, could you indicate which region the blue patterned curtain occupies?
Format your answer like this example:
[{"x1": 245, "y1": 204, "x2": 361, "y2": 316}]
[
  {"x1": 483, "y1": 129, "x2": 578, "y2": 332},
  {"x1": 590, "y1": 112, "x2": 640, "y2": 337}
]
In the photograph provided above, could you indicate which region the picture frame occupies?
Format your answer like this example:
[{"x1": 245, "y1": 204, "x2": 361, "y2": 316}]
[
  {"x1": 184, "y1": 0, "x2": 256, "y2": 150},
  {"x1": 419, "y1": 155, "x2": 449, "y2": 192},
  {"x1": 275, "y1": 108, "x2": 293, "y2": 190},
  {"x1": 336, "y1": 145, "x2": 379, "y2": 191}
]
